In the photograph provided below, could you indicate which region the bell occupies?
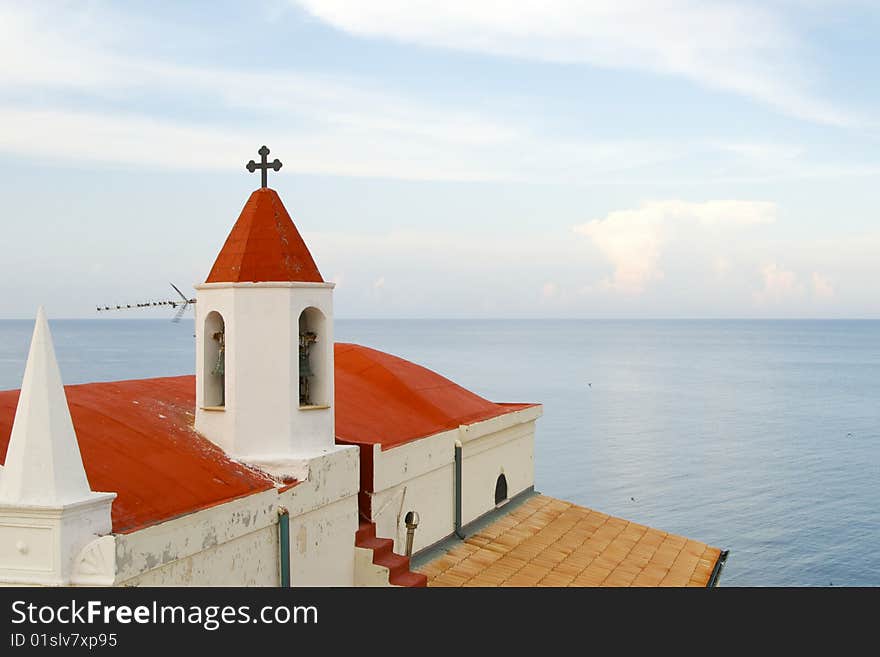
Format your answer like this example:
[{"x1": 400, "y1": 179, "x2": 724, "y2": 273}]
[
  {"x1": 299, "y1": 330, "x2": 316, "y2": 379},
  {"x1": 211, "y1": 330, "x2": 225, "y2": 377}
]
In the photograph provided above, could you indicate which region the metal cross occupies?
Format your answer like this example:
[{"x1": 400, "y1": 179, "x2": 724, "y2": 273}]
[{"x1": 246, "y1": 145, "x2": 282, "y2": 188}]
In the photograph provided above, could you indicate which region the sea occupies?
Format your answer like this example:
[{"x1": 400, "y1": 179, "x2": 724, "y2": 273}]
[{"x1": 0, "y1": 318, "x2": 877, "y2": 587}]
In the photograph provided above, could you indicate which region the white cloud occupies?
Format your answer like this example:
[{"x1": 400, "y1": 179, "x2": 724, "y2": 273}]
[
  {"x1": 575, "y1": 212, "x2": 664, "y2": 294},
  {"x1": 294, "y1": 0, "x2": 857, "y2": 126},
  {"x1": 812, "y1": 272, "x2": 834, "y2": 300},
  {"x1": 0, "y1": 4, "x2": 515, "y2": 148},
  {"x1": 0, "y1": 4, "x2": 686, "y2": 182},
  {"x1": 541, "y1": 282, "x2": 560, "y2": 299},
  {"x1": 0, "y1": 102, "x2": 684, "y2": 182},
  {"x1": 373, "y1": 276, "x2": 386, "y2": 289},
  {"x1": 290, "y1": 224, "x2": 880, "y2": 319},
  {"x1": 0, "y1": 5, "x2": 113, "y2": 89},
  {"x1": 753, "y1": 263, "x2": 804, "y2": 305},
  {"x1": 0, "y1": 107, "x2": 255, "y2": 171},
  {"x1": 0, "y1": 4, "x2": 870, "y2": 184},
  {"x1": 573, "y1": 200, "x2": 776, "y2": 294}
]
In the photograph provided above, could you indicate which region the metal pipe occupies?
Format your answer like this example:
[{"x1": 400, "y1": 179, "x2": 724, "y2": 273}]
[
  {"x1": 707, "y1": 549, "x2": 729, "y2": 588},
  {"x1": 278, "y1": 506, "x2": 290, "y2": 588},
  {"x1": 404, "y1": 511, "x2": 420, "y2": 557},
  {"x1": 454, "y1": 441, "x2": 465, "y2": 539}
]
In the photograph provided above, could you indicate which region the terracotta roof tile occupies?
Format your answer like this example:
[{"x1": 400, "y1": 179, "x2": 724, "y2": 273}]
[{"x1": 416, "y1": 495, "x2": 725, "y2": 588}]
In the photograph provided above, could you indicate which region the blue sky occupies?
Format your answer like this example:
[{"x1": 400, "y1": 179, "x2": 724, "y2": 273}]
[{"x1": 1, "y1": 0, "x2": 879, "y2": 318}]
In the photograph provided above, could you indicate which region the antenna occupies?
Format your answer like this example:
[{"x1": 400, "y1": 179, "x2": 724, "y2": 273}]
[{"x1": 96, "y1": 283, "x2": 196, "y2": 323}]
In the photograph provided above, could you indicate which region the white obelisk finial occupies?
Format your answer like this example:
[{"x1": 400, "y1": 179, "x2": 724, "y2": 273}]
[
  {"x1": 0, "y1": 307, "x2": 93, "y2": 504},
  {"x1": 0, "y1": 308, "x2": 116, "y2": 586}
]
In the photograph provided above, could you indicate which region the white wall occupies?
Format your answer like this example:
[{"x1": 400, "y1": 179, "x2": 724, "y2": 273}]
[
  {"x1": 278, "y1": 445, "x2": 360, "y2": 587},
  {"x1": 115, "y1": 489, "x2": 279, "y2": 586},
  {"x1": 0, "y1": 496, "x2": 115, "y2": 586},
  {"x1": 460, "y1": 423, "x2": 535, "y2": 525},
  {"x1": 288, "y1": 496, "x2": 358, "y2": 586},
  {"x1": 368, "y1": 406, "x2": 542, "y2": 554},
  {"x1": 354, "y1": 546, "x2": 393, "y2": 587},
  {"x1": 194, "y1": 282, "x2": 336, "y2": 461},
  {"x1": 372, "y1": 459, "x2": 456, "y2": 555},
  {"x1": 120, "y1": 526, "x2": 279, "y2": 586},
  {"x1": 115, "y1": 445, "x2": 361, "y2": 587}
]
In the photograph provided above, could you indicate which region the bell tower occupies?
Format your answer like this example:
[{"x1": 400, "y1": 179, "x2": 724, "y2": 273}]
[{"x1": 194, "y1": 146, "x2": 337, "y2": 471}]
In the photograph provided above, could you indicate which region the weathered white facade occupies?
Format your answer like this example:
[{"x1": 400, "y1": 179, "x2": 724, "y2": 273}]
[{"x1": 114, "y1": 446, "x2": 361, "y2": 587}]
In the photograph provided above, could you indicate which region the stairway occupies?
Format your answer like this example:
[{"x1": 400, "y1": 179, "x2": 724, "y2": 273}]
[{"x1": 355, "y1": 522, "x2": 427, "y2": 587}]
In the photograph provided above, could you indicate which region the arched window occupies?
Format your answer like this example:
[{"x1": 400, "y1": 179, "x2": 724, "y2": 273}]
[
  {"x1": 495, "y1": 474, "x2": 508, "y2": 506},
  {"x1": 298, "y1": 307, "x2": 328, "y2": 408},
  {"x1": 204, "y1": 311, "x2": 225, "y2": 408}
]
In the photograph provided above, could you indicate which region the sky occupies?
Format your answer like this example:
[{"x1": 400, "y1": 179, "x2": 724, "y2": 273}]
[{"x1": 1, "y1": 0, "x2": 879, "y2": 319}]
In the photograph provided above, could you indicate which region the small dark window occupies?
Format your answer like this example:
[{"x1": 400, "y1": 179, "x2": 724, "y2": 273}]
[{"x1": 495, "y1": 474, "x2": 508, "y2": 506}]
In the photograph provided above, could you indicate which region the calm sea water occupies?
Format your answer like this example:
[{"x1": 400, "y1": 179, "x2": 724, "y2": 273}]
[{"x1": 1, "y1": 318, "x2": 877, "y2": 587}]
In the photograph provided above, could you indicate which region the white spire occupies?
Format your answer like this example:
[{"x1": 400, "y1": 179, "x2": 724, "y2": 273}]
[{"x1": 0, "y1": 307, "x2": 95, "y2": 505}]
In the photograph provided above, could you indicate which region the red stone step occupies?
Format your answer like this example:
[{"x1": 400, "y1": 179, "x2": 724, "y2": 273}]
[
  {"x1": 390, "y1": 571, "x2": 428, "y2": 587},
  {"x1": 355, "y1": 521, "x2": 427, "y2": 587},
  {"x1": 374, "y1": 552, "x2": 409, "y2": 577},
  {"x1": 355, "y1": 521, "x2": 376, "y2": 544},
  {"x1": 359, "y1": 536, "x2": 394, "y2": 558}
]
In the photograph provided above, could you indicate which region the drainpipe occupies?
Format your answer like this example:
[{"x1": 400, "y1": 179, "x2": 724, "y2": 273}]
[
  {"x1": 404, "y1": 511, "x2": 420, "y2": 557},
  {"x1": 278, "y1": 506, "x2": 291, "y2": 588},
  {"x1": 454, "y1": 440, "x2": 465, "y2": 539}
]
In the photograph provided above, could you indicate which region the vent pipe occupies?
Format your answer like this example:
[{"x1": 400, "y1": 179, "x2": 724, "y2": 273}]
[{"x1": 404, "y1": 511, "x2": 420, "y2": 557}]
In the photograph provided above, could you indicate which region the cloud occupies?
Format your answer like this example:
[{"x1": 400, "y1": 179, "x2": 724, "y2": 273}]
[
  {"x1": 0, "y1": 102, "x2": 686, "y2": 181},
  {"x1": 293, "y1": 221, "x2": 880, "y2": 319},
  {"x1": 541, "y1": 282, "x2": 560, "y2": 299},
  {"x1": 0, "y1": 4, "x2": 687, "y2": 183},
  {"x1": 1, "y1": 4, "x2": 871, "y2": 185},
  {"x1": 0, "y1": 4, "x2": 515, "y2": 148},
  {"x1": 812, "y1": 272, "x2": 834, "y2": 300},
  {"x1": 294, "y1": 0, "x2": 857, "y2": 126},
  {"x1": 0, "y1": 5, "x2": 113, "y2": 89},
  {"x1": 0, "y1": 107, "x2": 255, "y2": 171},
  {"x1": 753, "y1": 263, "x2": 804, "y2": 305},
  {"x1": 573, "y1": 200, "x2": 776, "y2": 294}
]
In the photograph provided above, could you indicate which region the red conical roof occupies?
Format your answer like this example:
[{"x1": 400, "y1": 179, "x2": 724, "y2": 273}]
[{"x1": 206, "y1": 188, "x2": 324, "y2": 283}]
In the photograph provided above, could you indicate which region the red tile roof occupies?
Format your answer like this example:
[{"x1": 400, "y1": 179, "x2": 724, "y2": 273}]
[
  {"x1": 0, "y1": 345, "x2": 533, "y2": 533},
  {"x1": 0, "y1": 376, "x2": 274, "y2": 534},
  {"x1": 417, "y1": 495, "x2": 725, "y2": 587},
  {"x1": 334, "y1": 343, "x2": 536, "y2": 450},
  {"x1": 205, "y1": 188, "x2": 324, "y2": 284}
]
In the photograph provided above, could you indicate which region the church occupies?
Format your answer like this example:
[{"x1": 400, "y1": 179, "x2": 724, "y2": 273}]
[{"x1": 0, "y1": 148, "x2": 727, "y2": 587}]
